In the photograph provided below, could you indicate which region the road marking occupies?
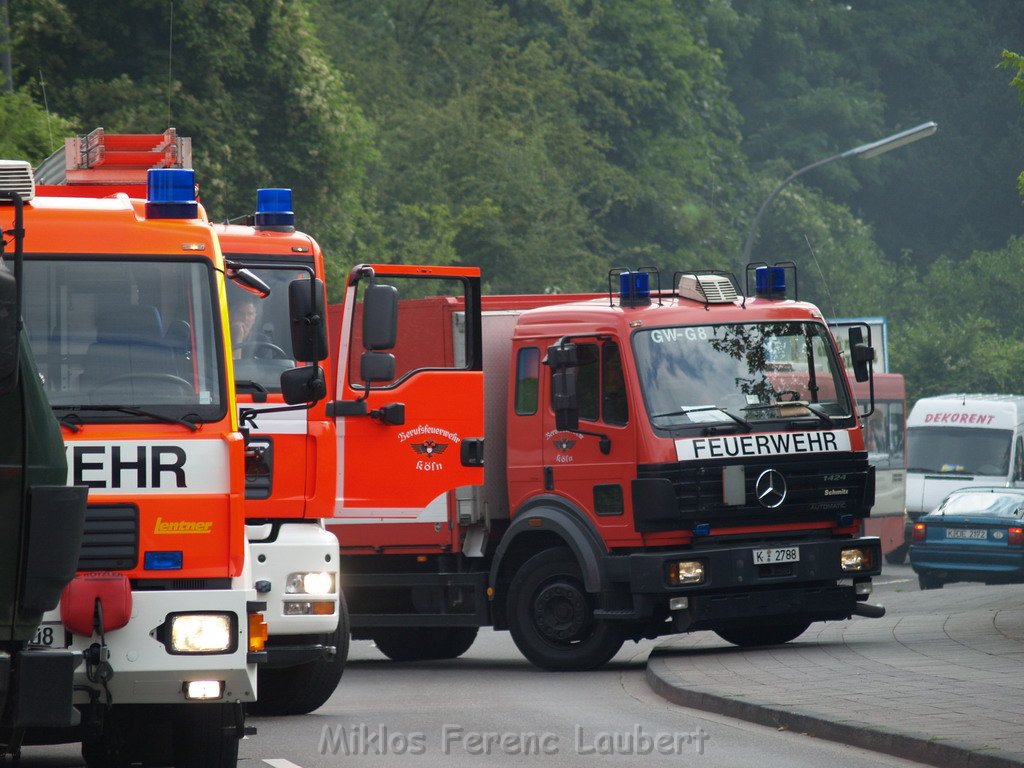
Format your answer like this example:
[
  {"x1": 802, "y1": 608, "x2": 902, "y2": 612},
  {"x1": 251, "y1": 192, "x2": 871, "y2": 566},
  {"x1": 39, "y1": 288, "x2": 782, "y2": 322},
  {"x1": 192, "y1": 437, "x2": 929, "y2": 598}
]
[
  {"x1": 263, "y1": 760, "x2": 304, "y2": 768},
  {"x1": 874, "y1": 578, "x2": 910, "y2": 585}
]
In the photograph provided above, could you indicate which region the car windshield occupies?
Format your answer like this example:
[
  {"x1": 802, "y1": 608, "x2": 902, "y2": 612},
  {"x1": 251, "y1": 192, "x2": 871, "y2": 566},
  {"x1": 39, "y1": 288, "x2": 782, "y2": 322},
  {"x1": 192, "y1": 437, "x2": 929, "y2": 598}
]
[
  {"x1": 907, "y1": 427, "x2": 1013, "y2": 476},
  {"x1": 22, "y1": 257, "x2": 225, "y2": 422},
  {"x1": 938, "y1": 492, "x2": 1024, "y2": 518},
  {"x1": 632, "y1": 321, "x2": 853, "y2": 428},
  {"x1": 223, "y1": 257, "x2": 308, "y2": 393}
]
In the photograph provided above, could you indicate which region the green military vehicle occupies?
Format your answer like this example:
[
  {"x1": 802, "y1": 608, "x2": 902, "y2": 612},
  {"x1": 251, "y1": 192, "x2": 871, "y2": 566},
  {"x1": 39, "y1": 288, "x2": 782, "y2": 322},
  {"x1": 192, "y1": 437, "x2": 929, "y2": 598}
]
[{"x1": 0, "y1": 176, "x2": 88, "y2": 758}]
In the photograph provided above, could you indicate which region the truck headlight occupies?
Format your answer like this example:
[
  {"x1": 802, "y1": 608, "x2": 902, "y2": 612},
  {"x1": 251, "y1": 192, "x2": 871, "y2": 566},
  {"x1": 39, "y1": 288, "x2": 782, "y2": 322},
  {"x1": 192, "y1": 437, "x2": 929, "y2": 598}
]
[
  {"x1": 168, "y1": 613, "x2": 235, "y2": 653},
  {"x1": 840, "y1": 548, "x2": 873, "y2": 572},
  {"x1": 285, "y1": 571, "x2": 335, "y2": 595},
  {"x1": 668, "y1": 560, "x2": 705, "y2": 585}
]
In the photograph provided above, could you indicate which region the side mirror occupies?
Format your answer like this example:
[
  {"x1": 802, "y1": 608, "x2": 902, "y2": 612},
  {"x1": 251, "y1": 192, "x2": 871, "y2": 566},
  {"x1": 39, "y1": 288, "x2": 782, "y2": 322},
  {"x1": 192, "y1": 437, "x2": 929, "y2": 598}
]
[
  {"x1": 363, "y1": 283, "x2": 398, "y2": 351},
  {"x1": 361, "y1": 350, "x2": 395, "y2": 383},
  {"x1": 289, "y1": 278, "x2": 328, "y2": 362},
  {"x1": 281, "y1": 365, "x2": 326, "y2": 405},
  {"x1": 227, "y1": 265, "x2": 271, "y2": 298},
  {"x1": 848, "y1": 327, "x2": 874, "y2": 383},
  {"x1": 0, "y1": 265, "x2": 19, "y2": 396}
]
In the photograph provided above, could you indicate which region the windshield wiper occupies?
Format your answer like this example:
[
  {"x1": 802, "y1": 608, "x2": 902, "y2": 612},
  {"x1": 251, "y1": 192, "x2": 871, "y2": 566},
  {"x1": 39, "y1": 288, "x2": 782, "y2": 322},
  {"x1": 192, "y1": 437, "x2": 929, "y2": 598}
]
[
  {"x1": 53, "y1": 405, "x2": 199, "y2": 432},
  {"x1": 741, "y1": 400, "x2": 835, "y2": 427},
  {"x1": 235, "y1": 380, "x2": 269, "y2": 394},
  {"x1": 803, "y1": 402, "x2": 835, "y2": 427},
  {"x1": 651, "y1": 405, "x2": 752, "y2": 432}
]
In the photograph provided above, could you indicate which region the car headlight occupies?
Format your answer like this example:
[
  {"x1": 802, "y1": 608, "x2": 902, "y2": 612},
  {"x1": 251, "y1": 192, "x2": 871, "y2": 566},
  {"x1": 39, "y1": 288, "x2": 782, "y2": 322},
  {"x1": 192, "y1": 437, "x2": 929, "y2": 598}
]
[
  {"x1": 285, "y1": 571, "x2": 335, "y2": 595},
  {"x1": 169, "y1": 613, "x2": 235, "y2": 653},
  {"x1": 668, "y1": 560, "x2": 705, "y2": 585},
  {"x1": 840, "y1": 548, "x2": 873, "y2": 572}
]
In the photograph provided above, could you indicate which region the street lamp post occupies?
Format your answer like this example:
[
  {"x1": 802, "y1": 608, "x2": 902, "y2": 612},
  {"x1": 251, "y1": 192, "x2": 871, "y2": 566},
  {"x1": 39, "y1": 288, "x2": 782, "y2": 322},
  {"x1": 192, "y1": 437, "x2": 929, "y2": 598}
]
[{"x1": 741, "y1": 121, "x2": 938, "y2": 263}]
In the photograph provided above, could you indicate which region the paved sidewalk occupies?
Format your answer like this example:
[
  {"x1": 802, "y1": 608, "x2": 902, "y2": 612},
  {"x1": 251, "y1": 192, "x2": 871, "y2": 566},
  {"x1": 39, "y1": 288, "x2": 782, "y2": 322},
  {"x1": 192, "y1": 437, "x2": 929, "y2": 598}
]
[{"x1": 646, "y1": 583, "x2": 1024, "y2": 767}]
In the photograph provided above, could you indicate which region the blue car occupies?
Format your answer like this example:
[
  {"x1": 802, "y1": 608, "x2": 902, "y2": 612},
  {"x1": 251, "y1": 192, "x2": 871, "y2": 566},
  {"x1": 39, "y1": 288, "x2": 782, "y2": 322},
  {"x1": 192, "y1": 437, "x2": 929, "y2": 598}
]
[{"x1": 909, "y1": 487, "x2": 1024, "y2": 590}]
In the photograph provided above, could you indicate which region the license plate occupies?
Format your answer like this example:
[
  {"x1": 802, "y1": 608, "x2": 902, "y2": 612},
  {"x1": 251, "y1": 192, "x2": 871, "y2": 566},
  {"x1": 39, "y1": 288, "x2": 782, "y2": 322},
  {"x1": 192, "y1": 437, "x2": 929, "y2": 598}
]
[
  {"x1": 753, "y1": 546, "x2": 800, "y2": 565},
  {"x1": 28, "y1": 622, "x2": 65, "y2": 648},
  {"x1": 946, "y1": 528, "x2": 987, "y2": 540}
]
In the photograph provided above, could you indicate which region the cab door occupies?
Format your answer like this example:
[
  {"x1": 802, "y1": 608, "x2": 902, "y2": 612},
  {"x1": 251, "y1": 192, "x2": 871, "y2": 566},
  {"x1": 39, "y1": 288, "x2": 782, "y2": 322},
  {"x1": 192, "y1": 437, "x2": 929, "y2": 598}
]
[{"x1": 331, "y1": 265, "x2": 485, "y2": 518}]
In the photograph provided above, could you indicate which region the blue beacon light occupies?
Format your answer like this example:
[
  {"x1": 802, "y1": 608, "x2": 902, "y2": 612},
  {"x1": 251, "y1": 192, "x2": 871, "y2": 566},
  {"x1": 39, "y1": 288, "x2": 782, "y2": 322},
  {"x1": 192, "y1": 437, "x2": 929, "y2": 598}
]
[
  {"x1": 619, "y1": 270, "x2": 651, "y2": 307},
  {"x1": 755, "y1": 266, "x2": 787, "y2": 300},
  {"x1": 146, "y1": 168, "x2": 198, "y2": 219},
  {"x1": 255, "y1": 188, "x2": 296, "y2": 231}
]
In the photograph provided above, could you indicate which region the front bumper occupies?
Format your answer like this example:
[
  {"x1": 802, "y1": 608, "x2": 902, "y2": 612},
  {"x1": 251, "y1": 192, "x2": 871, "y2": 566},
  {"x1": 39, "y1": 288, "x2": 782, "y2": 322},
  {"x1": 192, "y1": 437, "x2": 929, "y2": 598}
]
[
  {"x1": 43, "y1": 588, "x2": 257, "y2": 707},
  {"x1": 248, "y1": 522, "x2": 341, "y2": 638},
  {"x1": 608, "y1": 536, "x2": 882, "y2": 629}
]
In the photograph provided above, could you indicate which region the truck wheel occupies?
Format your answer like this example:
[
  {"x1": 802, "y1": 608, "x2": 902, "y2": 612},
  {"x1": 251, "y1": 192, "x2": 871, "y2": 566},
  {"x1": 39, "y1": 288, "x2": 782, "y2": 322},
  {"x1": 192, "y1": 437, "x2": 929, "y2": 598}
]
[
  {"x1": 714, "y1": 621, "x2": 811, "y2": 648},
  {"x1": 371, "y1": 626, "x2": 479, "y2": 661},
  {"x1": 884, "y1": 543, "x2": 909, "y2": 565},
  {"x1": 507, "y1": 546, "x2": 625, "y2": 671},
  {"x1": 172, "y1": 702, "x2": 242, "y2": 768},
  {"x1": 250, "y1": 593, "x2": 350, "y2": 716},
  {"x1": 81, "y1": 705, "x2": 174, "y2": 767},
  {"x1": 918, "y1": 573, "x2": 944, "y2": 590}
]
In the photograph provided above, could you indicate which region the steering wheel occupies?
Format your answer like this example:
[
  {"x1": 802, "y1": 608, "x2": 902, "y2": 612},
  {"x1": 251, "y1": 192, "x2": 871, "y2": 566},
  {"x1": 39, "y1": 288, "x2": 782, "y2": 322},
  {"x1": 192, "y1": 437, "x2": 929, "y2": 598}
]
[
  {"x1": 236, "y1": 341, "x2": 290, "y2": 360},
  {"x1": 93, "y1": 373, "x2": 194, "y2": 396}
]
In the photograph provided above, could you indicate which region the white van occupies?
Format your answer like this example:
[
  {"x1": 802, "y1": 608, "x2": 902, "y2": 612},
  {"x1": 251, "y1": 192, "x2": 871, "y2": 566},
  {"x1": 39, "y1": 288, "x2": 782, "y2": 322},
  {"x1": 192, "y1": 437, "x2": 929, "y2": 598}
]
[{"x1": 906, "y1": 394, "x2": 1024, "y2": 528}]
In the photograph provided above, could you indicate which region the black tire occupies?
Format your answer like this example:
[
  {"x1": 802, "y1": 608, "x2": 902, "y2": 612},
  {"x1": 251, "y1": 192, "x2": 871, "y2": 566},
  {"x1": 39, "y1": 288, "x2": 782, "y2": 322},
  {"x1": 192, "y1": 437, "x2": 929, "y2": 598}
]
[
  {"x1": 250, "y1": 593, "x2": 350, "y2": 716},
  {"x1": 371, "y1": 626, "x2": 479, "y2": 662},
  {"x1": 918, "y1": 573, "x2": 944, "y2": 590},
  {"x1": 507, "y1": 546, "x2": 625, "y2": 671},
  {"x1": 173, "y1": 702, "x2": 242, "y2": 768},
  {"x1": 884, "y1": 543, "x2": 909, "y2": 565},
  {"x1": 81, "y1": 705, "x2": 174, "y2": 767},
  {"x1": 714, "y1": 621, "x2": 811, "y2": 648}
]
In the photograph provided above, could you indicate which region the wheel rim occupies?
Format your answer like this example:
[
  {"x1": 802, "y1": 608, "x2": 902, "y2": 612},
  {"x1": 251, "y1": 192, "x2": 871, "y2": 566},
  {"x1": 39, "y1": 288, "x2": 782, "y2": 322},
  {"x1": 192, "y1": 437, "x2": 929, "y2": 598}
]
[{"x1": 532, "y1": 578, "x2": 591, "y2": 643}]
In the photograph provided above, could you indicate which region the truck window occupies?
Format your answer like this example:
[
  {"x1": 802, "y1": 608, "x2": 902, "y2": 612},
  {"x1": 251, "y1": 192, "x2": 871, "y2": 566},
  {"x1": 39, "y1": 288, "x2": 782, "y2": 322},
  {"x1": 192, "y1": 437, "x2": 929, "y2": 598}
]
[
  {"x1": 906, "y1": 426, "x2": 1013, "y2": 476},
  {"x1": 603, "y1": 342, "x2": 628, "y2": 426},
  {"x1": 515, "y1": 347, "x2": 540, "y2": 415},
  {"x1": 22, "y1": 258, "x2": 225, "y2": 422},
  {"x1": 348, "y1": 275, "x2": 473, "y2": 389},
  {"x1": 224, "y1": 264, "x2": 307, "y2": 393},
  {"x1": 633, "y1": 321, "x2": 852, "y2": 428},
  {"x1": 553, "y1": 341, "x2": 626, "y2": 426}
]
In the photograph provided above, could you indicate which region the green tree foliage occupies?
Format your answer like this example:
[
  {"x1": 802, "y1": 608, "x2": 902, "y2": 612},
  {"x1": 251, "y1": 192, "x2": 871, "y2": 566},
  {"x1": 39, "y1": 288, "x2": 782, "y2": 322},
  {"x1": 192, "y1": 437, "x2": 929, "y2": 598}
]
[
  {"x1": 9, "y1": 0, "x2": 375, "y2": 287},
  {"x1": 893, "y1": 239, "x2": 1024, "y2": 398},
  {"x1": 314, "y1": 0, "x2": 761, "y2": 292},
  {"x1": 0, "y1": 89, "x2": 74, "y2": 159},
  {"x1": 10, "y1": 0, "x2": 1024, "y2": 403},
  {"x1": 711, "y1": 0, "x2": 1024, "y2": 265}
]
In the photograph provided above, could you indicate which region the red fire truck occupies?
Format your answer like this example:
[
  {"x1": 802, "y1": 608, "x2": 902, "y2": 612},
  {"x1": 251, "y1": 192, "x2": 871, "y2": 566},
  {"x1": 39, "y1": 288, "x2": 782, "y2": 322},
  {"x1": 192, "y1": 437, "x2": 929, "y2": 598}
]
[
  {"x1": 4, "y1": 134, "x2": 324, "y2": 764},
  {"x1": 214, "y1": 192, "x2": 345, "y2": 715},
  {"x1": 34, "y1": 129, "x2": 341, "y2": 716},
  {"x1": 327, "y1": 265, "x2": 883, "y2": 670}
]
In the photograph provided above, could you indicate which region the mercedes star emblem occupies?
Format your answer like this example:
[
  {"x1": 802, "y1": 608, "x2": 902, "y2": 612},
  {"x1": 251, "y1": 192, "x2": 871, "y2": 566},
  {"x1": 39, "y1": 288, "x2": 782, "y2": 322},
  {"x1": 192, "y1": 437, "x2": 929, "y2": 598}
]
[{"x1": 755, "y1": 469, "x2": 787, "y2": 508}]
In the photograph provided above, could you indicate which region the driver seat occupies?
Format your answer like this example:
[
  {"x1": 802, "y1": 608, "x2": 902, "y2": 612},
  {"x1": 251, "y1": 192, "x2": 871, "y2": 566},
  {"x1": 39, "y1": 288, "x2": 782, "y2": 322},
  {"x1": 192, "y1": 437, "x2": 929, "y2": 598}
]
[{"x1": 81, "y1": 304, "x2": 176, "y2": 395}]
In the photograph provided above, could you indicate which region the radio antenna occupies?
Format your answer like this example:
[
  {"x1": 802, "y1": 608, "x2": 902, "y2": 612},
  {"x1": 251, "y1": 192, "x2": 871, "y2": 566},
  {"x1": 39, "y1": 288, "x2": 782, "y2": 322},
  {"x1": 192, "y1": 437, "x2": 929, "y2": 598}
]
[
  {"x1": 805, "y1": 234, "x2": 837, "y2": 319},
  {"x1": 166, "y1": 1, "x2": 174, "y2": 128},
  {"x1": 39, "y1": 70, "x2": 53, "y2": 152}
]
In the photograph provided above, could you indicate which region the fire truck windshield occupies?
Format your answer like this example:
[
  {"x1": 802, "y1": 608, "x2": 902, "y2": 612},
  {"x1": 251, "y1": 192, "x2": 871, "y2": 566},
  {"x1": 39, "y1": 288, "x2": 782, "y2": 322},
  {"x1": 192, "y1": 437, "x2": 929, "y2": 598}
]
[
  {"x1": 633, "y1": 321, "x2": 853, "y2": 429},
  {"x1": 21, "y1": 258, "x2": 226, "y2": 422}
]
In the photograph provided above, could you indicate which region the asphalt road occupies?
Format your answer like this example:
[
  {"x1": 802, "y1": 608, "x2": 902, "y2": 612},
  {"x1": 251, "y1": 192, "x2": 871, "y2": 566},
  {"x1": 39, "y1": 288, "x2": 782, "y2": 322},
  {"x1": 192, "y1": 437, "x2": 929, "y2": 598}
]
[{"x1": 18, "y1": 559, "x2": 931, "y2": 767}]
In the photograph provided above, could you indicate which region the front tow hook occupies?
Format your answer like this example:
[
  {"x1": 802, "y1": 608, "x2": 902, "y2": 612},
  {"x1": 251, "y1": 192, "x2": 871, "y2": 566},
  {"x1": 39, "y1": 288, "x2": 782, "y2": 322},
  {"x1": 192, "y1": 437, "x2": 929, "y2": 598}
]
[{"x1": 853, "y1": 602, "x2": 886, "y2": 618}]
